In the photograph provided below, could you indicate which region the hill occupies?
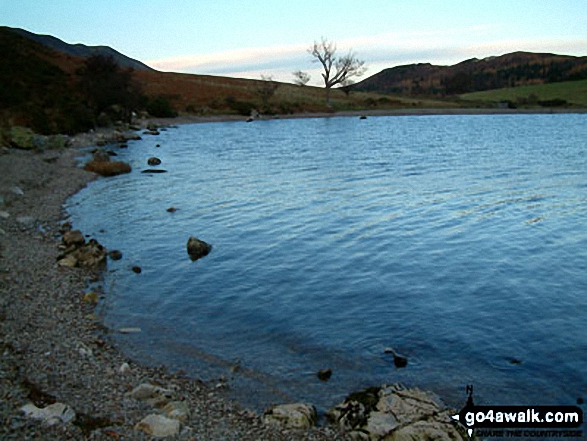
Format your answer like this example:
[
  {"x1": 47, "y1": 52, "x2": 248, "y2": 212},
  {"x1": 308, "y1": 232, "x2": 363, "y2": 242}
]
[
  {"x1": 5, "y1": 26, "x2": 153, "y2": 71},
  {"x1": 2, "y1": 26, "x2": 455, "y2": 135},
  {"x1": 460, "y1": 79, "x2": 587, "y2": 107},
  {"x1": 354, "y1": 52, "x2": 587, "y2": 96}
]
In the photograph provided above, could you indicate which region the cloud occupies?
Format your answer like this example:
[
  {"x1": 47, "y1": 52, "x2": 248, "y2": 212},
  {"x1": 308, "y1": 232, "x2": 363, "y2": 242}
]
[{"x1": 146, "y1": 27, "x2": 587, "y2": 85}]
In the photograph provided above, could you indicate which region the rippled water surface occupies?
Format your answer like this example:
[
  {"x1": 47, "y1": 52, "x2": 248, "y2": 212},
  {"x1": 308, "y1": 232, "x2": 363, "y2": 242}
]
[{"x1": 68, "y1": 114, "x2": 587, "y2": 411}]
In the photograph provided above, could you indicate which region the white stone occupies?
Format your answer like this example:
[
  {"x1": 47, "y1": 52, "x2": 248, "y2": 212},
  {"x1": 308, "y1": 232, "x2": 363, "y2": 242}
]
[
  {"x1": 21, "y1": 402, "x2": 75, "y2": 426},
  {"x1": 163, "y1": 401, "x2": 190, "y2": 422},
  {"x1": 119, "y1": 362, "x2": 131, "y2": 373},
  {"x1": 0, "y1": 211, "x2": 9, "y2": 219},
  {"x1": 119, "y1": 327, "x2": 142, "y2": 334},
  {"x1": 131, "y1": 383, "x2": 169, "y2": 401},
  {"x1": 135, "y1": 414, "x2": 180, "y2": 437},
  {"x1": 263, "y1": 403, "x2": 317, "y2": 429}
]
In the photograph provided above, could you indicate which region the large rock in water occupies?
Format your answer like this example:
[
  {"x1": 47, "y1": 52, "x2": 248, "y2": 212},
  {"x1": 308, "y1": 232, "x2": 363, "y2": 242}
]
[
  {"x1": 327, "y1": 384, "x2": 467, "y2": 440},
  {"x1": 186, "y1": 236, "x2": 212, "y2": 261}
]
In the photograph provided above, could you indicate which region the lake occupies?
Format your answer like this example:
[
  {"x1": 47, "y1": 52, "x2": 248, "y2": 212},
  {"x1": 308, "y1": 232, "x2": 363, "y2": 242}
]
[{"x1": 67, "y1": 114, "x2": 587, "y2": 413}]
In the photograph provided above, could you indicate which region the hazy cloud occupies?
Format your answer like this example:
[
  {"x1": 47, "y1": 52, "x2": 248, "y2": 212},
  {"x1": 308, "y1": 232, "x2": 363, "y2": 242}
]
[{"x1": 146, "y1": 27, "x2": 587, "y2": 84}]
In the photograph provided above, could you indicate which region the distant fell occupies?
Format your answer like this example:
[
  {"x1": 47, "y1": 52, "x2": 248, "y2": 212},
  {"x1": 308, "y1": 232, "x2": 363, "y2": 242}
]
[
  {"x1": 354, "y1": 51, "x2": 587, "y2": 96},
  {"x1": 5, "y1": 26, "x2": 154, "y2": 71}
]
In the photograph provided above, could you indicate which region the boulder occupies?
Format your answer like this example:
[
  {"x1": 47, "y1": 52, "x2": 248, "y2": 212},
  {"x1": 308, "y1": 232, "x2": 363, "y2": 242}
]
[
  {"x1": 263, "y1": 403, "x2": 317, "y2": 429},
  {"x1": 71, "y1": 239, "x2": 107, "y2": 268},
  {"x1": 147, "y1": 157, "x2": 162, "y2": 166},
  {"x1": 187, "y1": 237, "x2": 212, "y2": 261},
  {"x1": 21, "y1": 402, "x2": 76, "y2": 426},
  {"x1": 58, "y1": 233, "x2": 107, "y2": 269},
  {"x1": 84, "y1": 160, "x2": 132, "y2": 177},
  {"x1": 327, "y1": 384, "x2": 466, "y2": 441},
  {"x1": 10, "y1": 126, "x2": 40, "y2": 150},
  {"x1": 135, "y1": 414, "x2": 180, "y2": 437},
  {"x1": 62, "y1": 229, "x2": 85, "y2": 247}
]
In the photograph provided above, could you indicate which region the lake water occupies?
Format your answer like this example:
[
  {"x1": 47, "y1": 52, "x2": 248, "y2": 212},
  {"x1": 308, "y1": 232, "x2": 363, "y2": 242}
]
[{"x1": 67, "y1": 114, "x2": 587, "y2": 414}]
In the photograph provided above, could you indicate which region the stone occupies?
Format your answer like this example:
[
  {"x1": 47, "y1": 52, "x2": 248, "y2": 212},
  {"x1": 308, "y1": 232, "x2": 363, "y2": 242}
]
[
  {"x1": 147, "y1": 157, "x2": 162, "y2": 166},
  {"x1": 131, "y1": 383, "x2": 169, "y2": 401},
  {"x1": 10, "y1": 126, "x2": 39, "y2": 150},
  {"x1": 0, "y1": 211, "x2": 9, "y2": 219},
  {"x1": 187, "y1": 236, "x2": 212, "y2": 261},
  {"x1": 16, "y1": 216, "x2": 36, "y2": 230},
  {"x1": 327, "y1": 384, "x2": 466, "y2": 441},
  {"x1": 163, "y1": 401, "x2": 190, "y2": 422},
  {"x1": 166, "y1": 207, "x2": 177, "y2": 213},
  {"x1": 21, "y1": 402, "x2": 76, "y2": 426},
  {"x1": 83, "y1": 291, "x2": 99, "y2": 304},
  {"x1": 108, "y1": 250, "x2": 123, "y2": 260},
  {"x1": 62, "y1": 229, "x2": 85, "y2": 247},
  {"x1": 91, "y1": 149, "x2": 111, "y2": 162},
  {"x1": 263, "y1": 403, "x2": 317, "y2": 429},
  {"x1": 58, "y1": 254, "x2": 78, "y2": 268},
  {"x1": 119, "y1": 362, "x2": 131, "y2": 373},
  {"x1": 70, "y1": 239, "x2": 107, "y2": 268},
  {"x1": 317, "y1": 368, "x2": 332, "y2": 381},
  {"x1": 84, "y1": 160, "x2": 132, "y2": 177},
  {"x1": 385, "y1": 411, "x2": 465, "y2": 441},
  {"x1": 132, "y1": 266, "x2": 142, "y2": 273},
  {"x1": 384, "y1": 347, "x2": 408, "y2": 368},
  {"x1": 135, "y1": 414, "x2": 180, "y2": 437},
  {"x1": 11, "y1": 186, "x2": 24, "y2": 196},
  {"x1": 141, "y1": 169, "x2": 167, "y2": 174},
  {"x1": 119, "y1": 327, "x2": 142, "y2": 334}
]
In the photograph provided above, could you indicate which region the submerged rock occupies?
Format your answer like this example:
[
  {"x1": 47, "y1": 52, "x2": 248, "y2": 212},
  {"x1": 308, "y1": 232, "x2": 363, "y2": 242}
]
[
  {"x1": 263, "y1": 403, "x2": 317, "y2": 429},
  {"x1": 141, "y1": 169, "x2": 167, "y2": 174},
  {"x1": 317, "y1": 368, "x2": 332, "y2": 381},
  {"x1": 187, "y1": 236, "x2": 212, "y2": 261},
  {"x1": 147, "y1": 157, "x2": 162, "y2": 166},
  {"x1": 108, "y1": 250, "x2": 123, "y2": 260}
]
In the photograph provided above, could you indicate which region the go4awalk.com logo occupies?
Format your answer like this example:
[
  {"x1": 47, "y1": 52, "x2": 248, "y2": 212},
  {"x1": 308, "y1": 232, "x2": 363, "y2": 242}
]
[{"x1": 451, "y1": 386, "x2": 584, "y2": 439}]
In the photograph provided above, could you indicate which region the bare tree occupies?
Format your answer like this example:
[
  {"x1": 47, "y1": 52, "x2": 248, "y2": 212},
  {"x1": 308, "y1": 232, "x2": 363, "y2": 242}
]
[
  {"x1": 309, "y1": 37, "x2": 366, "y2": 106},
  {"x1": 292, "y1": 70, "x2": 311, "y2": 87}
]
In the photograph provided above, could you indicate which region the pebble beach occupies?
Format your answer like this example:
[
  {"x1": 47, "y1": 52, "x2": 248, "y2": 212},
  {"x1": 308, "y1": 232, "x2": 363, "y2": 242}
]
[{"x1": 0, "y1": 128, "x2": 352, "y2": 440}]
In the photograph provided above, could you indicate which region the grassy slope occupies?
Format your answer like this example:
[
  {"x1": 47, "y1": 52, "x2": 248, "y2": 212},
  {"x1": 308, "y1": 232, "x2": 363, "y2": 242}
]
[
  {"x1": 134, "y1": 70, "x2": 457, "y2": 114},
  {"x1": 460, "y1": 79, "x2": 587, "y2": 106}
]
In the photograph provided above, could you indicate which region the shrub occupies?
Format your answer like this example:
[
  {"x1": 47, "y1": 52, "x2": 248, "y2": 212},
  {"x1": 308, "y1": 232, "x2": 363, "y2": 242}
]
[{"x1": 146, "y1": 96, "x2": 178, "y2": 118}]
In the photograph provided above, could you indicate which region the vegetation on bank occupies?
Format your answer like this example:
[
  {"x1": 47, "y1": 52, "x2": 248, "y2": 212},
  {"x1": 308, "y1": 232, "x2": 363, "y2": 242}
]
[
  {"x1": 460, "y1": 79, "x2": 587, "y2": 108},
  {"x1": 2, "y1": 26, "x2": 586, "y2": 145}
]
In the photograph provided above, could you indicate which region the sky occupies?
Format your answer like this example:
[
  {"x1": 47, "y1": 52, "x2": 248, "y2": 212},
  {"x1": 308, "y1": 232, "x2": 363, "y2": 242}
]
[{"x1": 2, "y1": 0, "x2": 587, "y2": 85}]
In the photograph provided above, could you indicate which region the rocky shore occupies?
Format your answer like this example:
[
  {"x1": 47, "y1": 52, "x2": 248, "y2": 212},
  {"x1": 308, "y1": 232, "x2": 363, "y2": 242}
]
[{"x1": 0, "y1": 123, "x2": 466, "y2": 440}]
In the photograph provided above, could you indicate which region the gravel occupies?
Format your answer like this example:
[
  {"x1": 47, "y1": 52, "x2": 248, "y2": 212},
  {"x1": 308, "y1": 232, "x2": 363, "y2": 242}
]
[{"x1": 0, "y1": 134, "x2": 351, "y2": 440}]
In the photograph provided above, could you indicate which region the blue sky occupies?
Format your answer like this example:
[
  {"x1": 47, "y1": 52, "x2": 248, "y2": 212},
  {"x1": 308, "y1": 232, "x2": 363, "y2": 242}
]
[{"x1": 2, "y1": 0, "x2": 586, "y2": 84}]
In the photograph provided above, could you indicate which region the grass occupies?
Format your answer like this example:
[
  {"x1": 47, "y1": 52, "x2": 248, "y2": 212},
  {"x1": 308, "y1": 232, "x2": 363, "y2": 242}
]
[{"x1": 460, "y1": 79, "x2": 587, "y2": 107}]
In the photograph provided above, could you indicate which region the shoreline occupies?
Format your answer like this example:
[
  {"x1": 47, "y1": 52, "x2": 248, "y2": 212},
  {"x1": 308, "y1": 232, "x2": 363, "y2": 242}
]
[
  {"x1": 0, "y1": 137, "x2": 351, "y2": 439},
  {"x1": 147, "y1": 106, "x2": 587, "y2": 126},
  {"x1": 5, "y1": 109, "x2": 581, "y2": 438}
]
